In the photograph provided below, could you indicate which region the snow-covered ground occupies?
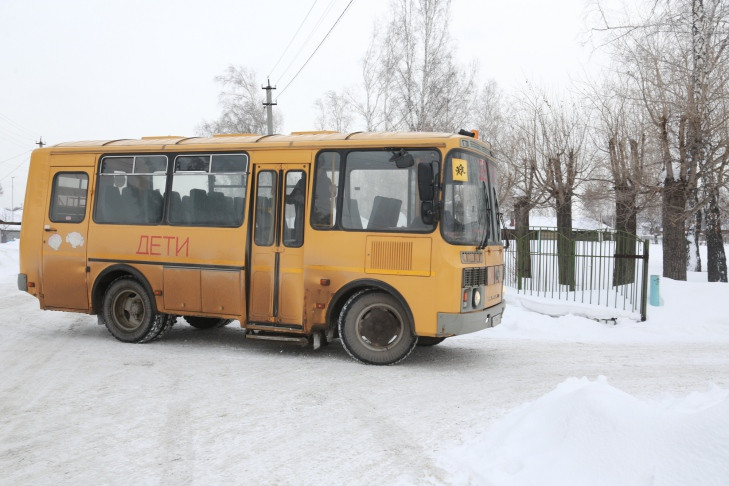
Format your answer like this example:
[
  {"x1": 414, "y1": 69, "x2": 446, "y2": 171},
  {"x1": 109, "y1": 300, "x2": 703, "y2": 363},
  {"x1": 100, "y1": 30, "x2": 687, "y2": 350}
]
[{"x1": 1, "y1": 240, "x2": 727, "y2": 485}]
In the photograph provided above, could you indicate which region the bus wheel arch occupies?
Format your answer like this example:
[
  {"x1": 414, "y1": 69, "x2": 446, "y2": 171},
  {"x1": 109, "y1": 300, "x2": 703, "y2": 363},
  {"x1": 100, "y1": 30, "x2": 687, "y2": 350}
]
[
  {"x1": 101, "y1": 276, "x2": 173, "y2": 343},
  {"x1": 329, "y1": 280, "x2": 417, "y2": 365},
  {"x1": 92, "y1": 264, "x2": 158, "y2": 316},
  {"x1": 326, "y1": 279, "x2": 416, "y2": 337}
]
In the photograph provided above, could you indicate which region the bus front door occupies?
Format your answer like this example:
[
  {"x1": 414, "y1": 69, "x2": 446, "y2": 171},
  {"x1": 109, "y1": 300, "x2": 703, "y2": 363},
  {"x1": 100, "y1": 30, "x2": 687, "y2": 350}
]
[
  {"x1": 249, "y1": 165, "x2": 308, "y2": 329},
  {"x1": 41, "y1": 168, "x2": 91, "y2": 310}
]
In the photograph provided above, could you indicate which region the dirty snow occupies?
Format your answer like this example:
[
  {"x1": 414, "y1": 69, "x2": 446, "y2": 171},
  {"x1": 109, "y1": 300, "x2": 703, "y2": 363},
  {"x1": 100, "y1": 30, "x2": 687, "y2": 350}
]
[{"x1": 1, "y1": 239, "x2": 728, "y2": 485}]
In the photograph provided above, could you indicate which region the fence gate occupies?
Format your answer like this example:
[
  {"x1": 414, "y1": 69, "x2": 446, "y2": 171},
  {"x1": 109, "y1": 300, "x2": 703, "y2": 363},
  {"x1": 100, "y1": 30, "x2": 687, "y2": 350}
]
[{"x1": 503, "y1": 227, "x2": 649, "y2": 321}]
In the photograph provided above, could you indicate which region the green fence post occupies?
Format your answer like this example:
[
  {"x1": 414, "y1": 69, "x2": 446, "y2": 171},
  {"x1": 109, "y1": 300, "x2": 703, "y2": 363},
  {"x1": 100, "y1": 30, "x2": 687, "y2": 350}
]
[{"x1": 640, "y1": 239, "x2": 650, "y2": 321}]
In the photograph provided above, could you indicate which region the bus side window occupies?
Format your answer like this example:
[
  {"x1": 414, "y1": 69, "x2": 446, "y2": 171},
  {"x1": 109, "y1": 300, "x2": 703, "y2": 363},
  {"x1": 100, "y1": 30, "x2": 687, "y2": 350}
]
[
  {"x1": 255, "y1": 171, "x2": 276, "y2": 246},
  {"x1": 283, "y1": 171, "x2": 306, "y2": 247},
  {"x1": 50, "y1": 173, "x2": 89, "y2": 223},
  {"x1": 312, "y1": 152, "x2": 340, "y2": 229}
]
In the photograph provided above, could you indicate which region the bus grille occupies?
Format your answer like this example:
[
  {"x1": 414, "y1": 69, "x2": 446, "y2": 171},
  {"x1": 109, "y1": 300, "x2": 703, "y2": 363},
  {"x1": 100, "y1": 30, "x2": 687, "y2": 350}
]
[{"x1": 463, "y1": 267, "x2": 487, "y2": 287}]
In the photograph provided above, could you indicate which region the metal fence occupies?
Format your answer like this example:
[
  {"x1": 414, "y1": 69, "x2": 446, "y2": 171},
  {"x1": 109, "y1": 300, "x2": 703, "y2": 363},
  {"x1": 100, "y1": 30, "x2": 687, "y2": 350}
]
[{"x1": 503, "y1": 227, "x2": 649, "y2": 321}]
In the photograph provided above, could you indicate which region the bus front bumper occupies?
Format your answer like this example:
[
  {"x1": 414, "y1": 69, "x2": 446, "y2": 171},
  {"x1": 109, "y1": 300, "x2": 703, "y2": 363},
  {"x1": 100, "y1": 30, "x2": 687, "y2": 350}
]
[{"x1": 436, "y1": 301, "x2": 505, "y2": 337}]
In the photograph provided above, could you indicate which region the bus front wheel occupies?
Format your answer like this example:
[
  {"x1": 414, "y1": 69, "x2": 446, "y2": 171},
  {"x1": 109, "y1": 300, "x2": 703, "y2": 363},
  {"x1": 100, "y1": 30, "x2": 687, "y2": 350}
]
[
  {"x1": 102, "y1": 276, "x2": 173, "y2": 343},
  {"x1": 338, "y1": 290, "x2": 417, "y2": 365}
]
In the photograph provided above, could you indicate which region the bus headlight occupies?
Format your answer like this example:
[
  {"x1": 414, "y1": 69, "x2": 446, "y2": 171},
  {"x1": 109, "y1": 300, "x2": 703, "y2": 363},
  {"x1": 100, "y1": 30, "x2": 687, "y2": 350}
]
[{"x1": 472, "y1": 289, "x2": 481, "y2": 307}]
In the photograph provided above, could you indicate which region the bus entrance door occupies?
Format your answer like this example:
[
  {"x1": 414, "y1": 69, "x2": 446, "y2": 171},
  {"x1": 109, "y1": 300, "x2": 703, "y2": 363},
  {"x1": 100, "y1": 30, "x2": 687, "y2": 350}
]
[
  {"x1": 41, "y1": 168, "x2": 91, "y2": 310},
  {"x1": 249, "y1": 165, "x2": 308, "y2": 329}
]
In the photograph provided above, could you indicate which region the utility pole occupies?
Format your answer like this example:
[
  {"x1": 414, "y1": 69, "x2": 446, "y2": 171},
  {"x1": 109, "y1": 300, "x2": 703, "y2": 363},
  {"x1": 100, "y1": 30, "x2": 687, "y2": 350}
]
[
  {"x1": 11, "y1": 177, "x2": 14, "y2": 223},
  {"x1": 262, "y1": 79, "x2": 276, "y2": 136},
  {"x1": 36, "y1": 137, "x2": 45, "y2": 148}
]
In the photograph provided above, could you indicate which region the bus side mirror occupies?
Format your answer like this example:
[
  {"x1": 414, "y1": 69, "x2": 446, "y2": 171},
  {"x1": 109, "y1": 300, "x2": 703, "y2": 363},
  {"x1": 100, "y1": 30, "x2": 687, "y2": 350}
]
[
  {"x1": 418, "y1": 163, "x2": 434, "y2": 201},
  {"x1": 421, "y1": 201, "x2": 435, "y2": 225}
]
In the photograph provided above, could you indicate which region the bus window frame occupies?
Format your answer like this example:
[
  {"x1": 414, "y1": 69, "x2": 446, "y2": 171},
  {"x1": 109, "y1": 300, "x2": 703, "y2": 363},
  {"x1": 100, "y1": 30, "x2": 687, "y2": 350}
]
[
  {"x1": 441, "y1": 148, "x2": 501, "y2": 247},
  {"x1": 93, "y1": 154, "x2": 169, "y2": 226},
  {"x1": 168, "y1": 152, "x2": 249, "y2": 228},
  {"x1": 311, "y1": 148, "x2": 440, "y2": 234},
  {"x1": 49, "y1": 172, "x2": 89, "y2": 224}
]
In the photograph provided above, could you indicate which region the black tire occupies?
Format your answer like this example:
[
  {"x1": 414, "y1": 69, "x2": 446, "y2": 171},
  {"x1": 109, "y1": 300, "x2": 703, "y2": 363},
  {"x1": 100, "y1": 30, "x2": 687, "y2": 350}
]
[
  {"x1": 183, "y1": 316, "x2": 233, "y2": 329},
  {"x1": 338, "y1": 290, "x2": 417, "y2": 365},
  {"x1": 102, "y1": 276, "x2": 172, "y2": 343},
  {"x1": 417, "y1": 336, "x2": 446, "y2": 346}
]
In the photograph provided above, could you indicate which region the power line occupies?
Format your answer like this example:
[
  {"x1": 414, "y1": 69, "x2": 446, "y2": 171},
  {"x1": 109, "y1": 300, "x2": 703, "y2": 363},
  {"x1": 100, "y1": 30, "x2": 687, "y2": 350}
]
[
  {"x1": 0, "y1": 131, "x2": 34, "y2": 150},
  {"x1": 0, "y1": 112, "x2": 37, "y2": 138},
  {"x1": 267, "y1": 0, "x2": 319, "y2": 81},
  {"x1": 0, "y1": 149, "x2": 32, "y2": 165},
  {"x1": 276, "y1": 0, "x2": 356, "y2": 101},
  {"x1": 0, "y1": 151, "x2": 31, "y2": 183},
  {"x1": 275, "y1": 0, "x2": 338, "y2": 86}
]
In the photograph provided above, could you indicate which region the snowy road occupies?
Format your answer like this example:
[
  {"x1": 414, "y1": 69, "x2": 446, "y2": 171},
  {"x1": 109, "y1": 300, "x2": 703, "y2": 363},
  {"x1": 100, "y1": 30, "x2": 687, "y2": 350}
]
[{"x1": 1, "y1": 240, "x2": 728, "y2": 485}]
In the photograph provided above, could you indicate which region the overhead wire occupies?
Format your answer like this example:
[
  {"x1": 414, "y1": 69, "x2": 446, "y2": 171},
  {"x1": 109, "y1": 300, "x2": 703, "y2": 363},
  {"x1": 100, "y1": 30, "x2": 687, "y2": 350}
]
[
  {"x1": 0, "y1": 112, "x2": 37, "y2": 139},
  {"x1": 0, "y1": 150, "x2": 32, "y2": 184},
  {"x1": 0, "y1": 111, "x2": 40, "y2": 150},
  {"x1": 275, "y1": 0, "x2": 356, "y2": 101},
  {"x1": 267, "y1": 0, "x2": 320, "y2": 82},
  {"x1": 274, "y1": 0, "x2": 339, "y2": 87},
  {"x1": 0, "y1": 150, "x2": 32, "y2": 165}
]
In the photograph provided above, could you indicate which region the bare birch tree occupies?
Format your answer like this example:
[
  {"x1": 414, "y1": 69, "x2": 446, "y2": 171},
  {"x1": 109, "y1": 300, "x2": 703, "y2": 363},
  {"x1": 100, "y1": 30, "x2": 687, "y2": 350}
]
[
  {"x1": 509, "y1": 88, "x2": 594, "y2": 288},
  {"x1": 360, "y1": 0, "x2": 477, "y2": 132},
  {"x1": 197, "y1": 65, "x2": 283, "y2": 136},
  {"x1": 593, "y1": 0, "x2": 729, "y2": 282},
  {"x1": 314, "y1": 90, "x2": 353, "y2": 132}
]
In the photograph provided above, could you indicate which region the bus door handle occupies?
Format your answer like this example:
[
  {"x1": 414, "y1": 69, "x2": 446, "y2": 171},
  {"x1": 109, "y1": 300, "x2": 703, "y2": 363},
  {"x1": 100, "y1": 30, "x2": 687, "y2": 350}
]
[{"x1": 44, "y1": 225, "x2": 57, "y2": 232}]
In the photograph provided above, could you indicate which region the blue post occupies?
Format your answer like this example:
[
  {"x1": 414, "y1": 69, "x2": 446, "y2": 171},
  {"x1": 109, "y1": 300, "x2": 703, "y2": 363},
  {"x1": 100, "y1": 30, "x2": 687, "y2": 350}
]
[{"x1": 650, "y1": 275, "x2": 660, "y2": 306}]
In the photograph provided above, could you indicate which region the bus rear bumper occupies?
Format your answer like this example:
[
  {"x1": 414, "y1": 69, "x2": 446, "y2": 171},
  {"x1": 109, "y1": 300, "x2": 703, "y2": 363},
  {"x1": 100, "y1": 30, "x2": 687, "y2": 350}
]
[{"x1": 436, "y1": 301, "x2": 505, "y2": 337}]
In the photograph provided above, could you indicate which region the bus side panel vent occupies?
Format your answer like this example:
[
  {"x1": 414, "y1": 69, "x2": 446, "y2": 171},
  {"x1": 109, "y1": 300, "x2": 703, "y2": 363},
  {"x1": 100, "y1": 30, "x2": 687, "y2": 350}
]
[{"x1": 365, "y1": 237, "x2": 432, "y2": 277}]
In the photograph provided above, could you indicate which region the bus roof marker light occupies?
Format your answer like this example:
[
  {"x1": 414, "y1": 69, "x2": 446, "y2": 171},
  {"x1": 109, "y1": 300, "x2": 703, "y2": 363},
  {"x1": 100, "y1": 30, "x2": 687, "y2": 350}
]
[{"x1": 458, "y1": 129, "x2": 477, "y2": 138}]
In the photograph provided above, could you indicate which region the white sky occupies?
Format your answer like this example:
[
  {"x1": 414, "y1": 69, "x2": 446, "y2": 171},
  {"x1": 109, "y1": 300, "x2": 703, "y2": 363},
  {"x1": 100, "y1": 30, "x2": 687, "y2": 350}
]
[{"x1": 0, "y1": 0, "x2": 603, "y2": 212}]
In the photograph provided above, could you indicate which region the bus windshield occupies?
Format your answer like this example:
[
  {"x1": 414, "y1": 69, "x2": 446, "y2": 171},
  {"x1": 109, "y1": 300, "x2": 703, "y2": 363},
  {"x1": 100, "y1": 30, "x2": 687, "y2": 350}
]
[{"x1": 442, "y1": 150, "x2": 499, "y2": 246}]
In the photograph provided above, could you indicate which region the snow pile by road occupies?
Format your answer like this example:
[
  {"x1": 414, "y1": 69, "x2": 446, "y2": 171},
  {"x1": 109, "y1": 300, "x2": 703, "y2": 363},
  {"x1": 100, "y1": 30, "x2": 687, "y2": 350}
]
[
  {"x1": 492, "y1": 242, "x2": 729, "y2": 345},
  {"x1": 442, "y1": 376, "x2": 729, "y2": 485}
]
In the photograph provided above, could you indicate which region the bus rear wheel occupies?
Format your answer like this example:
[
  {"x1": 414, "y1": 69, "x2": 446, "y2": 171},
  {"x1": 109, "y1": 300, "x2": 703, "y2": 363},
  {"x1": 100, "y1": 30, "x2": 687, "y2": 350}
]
[
  {"x1": 184, "y1": 316, "x2": 233, "y2": 329},
  {"x1": 338, "y1": 290, "x2": 417, "y2": 365},
  {"x1": 102, "y1": 276, "x2": 172, "y2": 343}
]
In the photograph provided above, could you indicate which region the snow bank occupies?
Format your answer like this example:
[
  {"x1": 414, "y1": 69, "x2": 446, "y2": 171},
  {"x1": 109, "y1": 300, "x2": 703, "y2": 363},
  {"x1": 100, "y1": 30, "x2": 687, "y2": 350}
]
[
  {"x1": 491, "y1": 242, "x2": 729, "y2": 344},
  {"x1": 492, "y1": 274, "x2": 729, "y2": 344},
  {"x1": 443, "y1": 376, "x2": 729, "y2": 486}
]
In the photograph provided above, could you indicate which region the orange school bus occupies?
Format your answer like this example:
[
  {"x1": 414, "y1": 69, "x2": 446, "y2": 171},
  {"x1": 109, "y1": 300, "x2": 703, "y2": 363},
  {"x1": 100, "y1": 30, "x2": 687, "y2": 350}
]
[{"x1": 18, "y1": 131, "x2": 505, "y2": 365}]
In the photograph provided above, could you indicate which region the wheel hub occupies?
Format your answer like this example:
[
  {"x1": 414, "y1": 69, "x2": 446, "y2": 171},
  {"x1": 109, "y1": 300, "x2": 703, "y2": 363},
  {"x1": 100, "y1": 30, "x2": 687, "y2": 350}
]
[{"x1": 357, "y1": 306, "x2": 402, "y2": 349}]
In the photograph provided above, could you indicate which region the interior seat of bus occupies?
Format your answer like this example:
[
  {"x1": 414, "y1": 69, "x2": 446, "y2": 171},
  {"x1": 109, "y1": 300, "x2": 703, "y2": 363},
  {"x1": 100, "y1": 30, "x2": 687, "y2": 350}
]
[{"x1": 367, "y1": 196, "x2": 401, "y2": 230}]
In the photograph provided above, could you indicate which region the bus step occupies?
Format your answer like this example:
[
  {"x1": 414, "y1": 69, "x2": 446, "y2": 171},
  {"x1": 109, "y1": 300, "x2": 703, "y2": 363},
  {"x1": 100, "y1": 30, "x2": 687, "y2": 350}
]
[{"x1": 245, "y1": 333, "x2": 309, "y2": 346}]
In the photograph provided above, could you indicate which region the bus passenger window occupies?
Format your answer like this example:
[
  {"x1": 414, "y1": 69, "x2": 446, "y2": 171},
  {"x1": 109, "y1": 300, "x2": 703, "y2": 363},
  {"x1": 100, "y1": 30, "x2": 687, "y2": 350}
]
[
  {"x1": 312, "y1": 152, "x2": 340, "y2": 229},
  {"x1": 169, "y1": 153, "x2": 248, "y2": 227},
  {"x1": 95, "y1": 155, "x2": 167, "y2": 225},
  {"x1": 50, "y1": 173, "x2": 88, "y2": 223},
  {"x1": 283, "y1": 171, "x2": 305, "y2": 247},
  {"x1": 254, "y1": 171, "x2": 276, "y2": 246}
]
